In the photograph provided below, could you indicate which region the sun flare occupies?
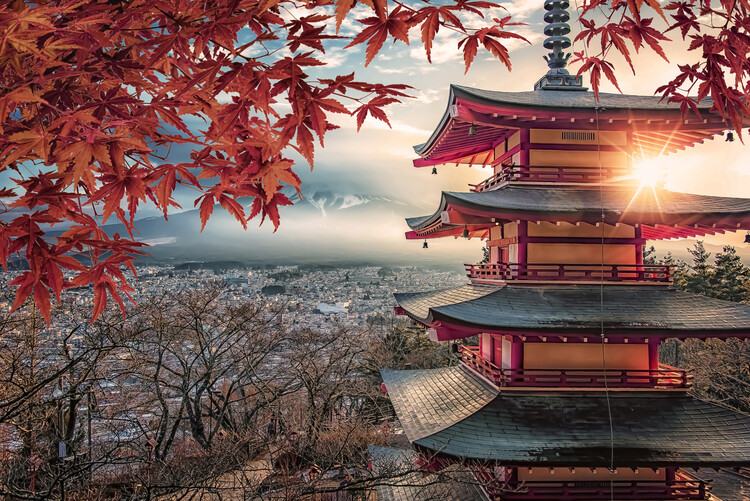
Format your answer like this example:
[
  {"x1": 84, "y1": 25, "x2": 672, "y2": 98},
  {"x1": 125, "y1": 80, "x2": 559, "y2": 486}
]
[{"x1": 631, "y1": 157, "x2": 666, "y2": 188}]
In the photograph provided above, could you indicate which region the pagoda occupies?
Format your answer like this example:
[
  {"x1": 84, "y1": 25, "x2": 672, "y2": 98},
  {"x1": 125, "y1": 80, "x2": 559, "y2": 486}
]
[{"x1": 380, "y1": 1, "x2": 750, "y2": 500}]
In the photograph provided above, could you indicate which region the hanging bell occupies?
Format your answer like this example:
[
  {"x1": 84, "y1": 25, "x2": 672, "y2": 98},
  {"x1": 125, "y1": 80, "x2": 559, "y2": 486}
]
[
  {"x1": 431, "y1": 167, "x2": 437, "y2": 175},
  {"x1": 468, "y1": 124, "x2": 477, "y2": 137},
  {"x1": 462, "y1": 226, "x2": 470, "y2": 239},
  {"x1": 744, "y1": 231, "x2": 750, "y2": 244},
  {"x1": 423, "y1": 240, "x2": 429, "y2": 249},
  {"x1": 726, "y1": 131, "x2": 735, "y2": 142}
]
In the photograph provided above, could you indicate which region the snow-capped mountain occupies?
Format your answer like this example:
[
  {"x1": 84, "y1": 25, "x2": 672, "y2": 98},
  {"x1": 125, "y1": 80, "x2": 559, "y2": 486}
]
[{"x1": 89, "y1": 187, "x2": 474, "y2": 267}]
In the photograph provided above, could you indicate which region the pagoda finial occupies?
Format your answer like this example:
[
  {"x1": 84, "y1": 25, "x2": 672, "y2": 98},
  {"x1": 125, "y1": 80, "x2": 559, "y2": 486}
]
[{"x1": 534, "y1": 0, "x2": 587, "y2": 91}]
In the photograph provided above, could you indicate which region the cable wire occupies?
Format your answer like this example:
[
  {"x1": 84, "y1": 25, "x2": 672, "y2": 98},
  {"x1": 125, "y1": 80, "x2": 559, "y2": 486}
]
[{"x1": 570, "y1": 1, "x2": 615, "y2": 497}]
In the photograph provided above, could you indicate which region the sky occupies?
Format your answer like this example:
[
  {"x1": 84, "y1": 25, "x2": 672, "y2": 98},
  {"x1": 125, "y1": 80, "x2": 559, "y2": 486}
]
[
  {"x1": 247, "y1": 0, "x2": 750, "y2": 264},
  {"x1": 6, "y1": 1, "x2": 749, "y2": 266}
]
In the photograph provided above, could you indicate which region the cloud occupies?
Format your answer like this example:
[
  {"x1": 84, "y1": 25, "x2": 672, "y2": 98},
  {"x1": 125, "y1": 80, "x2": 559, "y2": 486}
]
[
  {"x1": 215, "y1": 91, "x2": 239, "y2": 104},
  {"x1": 408, "y1": 30, "x2": 463, "y2": 64},
  {"x1": 503, "y1": 0, "x2": 543, "y2": 19},
  {"x1": 329, "y1": 111, "x2": 431, "y2": 136},
  {"x1": 140, "y1": 237, "x2": 177, "y2": 246},
  {"x1": 372, "y1": 65, "x2": 410, "y2": 74},
  {"x1": 316, "y1": 47, "x2": 348, "y2": 68}
]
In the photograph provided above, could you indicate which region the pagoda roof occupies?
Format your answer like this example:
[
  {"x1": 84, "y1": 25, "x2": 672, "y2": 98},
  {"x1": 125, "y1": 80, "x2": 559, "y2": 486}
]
[
  {"x1": 394, "y1": 284, "x2": 750, "y2": 337},
  {"x1": 381, "y1": 366, "x2": 750, "y2": 467},
  {"x1": 368, "y1": 445, "x2": 490, "y2": 501},
  {"x1": 414, "y1": 85, "x2": 742, "y2": 166},
  {"x1": 406, "y1": 185, "x2": 750, "y2": 237},
  {"x1": 452, "y1": 85, "x2": 714, "y2": 115}
]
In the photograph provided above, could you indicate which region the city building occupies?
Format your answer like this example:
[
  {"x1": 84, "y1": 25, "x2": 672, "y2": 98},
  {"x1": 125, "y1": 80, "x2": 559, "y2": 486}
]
[{"x1": 382, "y1": 1, "x2": 750, "y2": 499}]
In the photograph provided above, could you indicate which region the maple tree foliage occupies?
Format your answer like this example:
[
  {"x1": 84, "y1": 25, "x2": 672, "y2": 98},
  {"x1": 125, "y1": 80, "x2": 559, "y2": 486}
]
[
  {"x1": 0, "y1": 0, "x2": 525, "y2": 322},
  {"x1": 573, "y1": 0, "x2": 750, "y2": 134},
  {"x1": 2, "y1": 0, "x2": 749, "y2": 323}
]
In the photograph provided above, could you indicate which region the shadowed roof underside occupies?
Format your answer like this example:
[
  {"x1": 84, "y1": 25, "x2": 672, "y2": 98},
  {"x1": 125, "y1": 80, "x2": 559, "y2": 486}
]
[
  {"x1": 381, "y1": 367, "x2": 750, "y2": 467},
  {"x1": 413, "y1": 85, "x2": 743, "y2": 164}
]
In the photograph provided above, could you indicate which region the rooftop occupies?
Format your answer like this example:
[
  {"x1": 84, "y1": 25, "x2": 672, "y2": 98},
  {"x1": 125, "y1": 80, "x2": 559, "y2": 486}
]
[
  {"x1": 407, "y1": 186, "x2": 750, "y2": 235},
  {"x1": 395, "y1": 284, "x2": 750, "y2": 337},
  {"x1": 412, "y1": 85, "x2": 743, "y2": 166},
  {"x1": 381, "y1": 366, "x2": 750, "y2": 467}
]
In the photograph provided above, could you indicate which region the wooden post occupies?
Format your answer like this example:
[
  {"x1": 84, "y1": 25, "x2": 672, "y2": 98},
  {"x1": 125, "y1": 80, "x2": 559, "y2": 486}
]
[
  {"x1": 518, "y1": 222, "x2": 527, "y2": 266},
  {"x1": 635, "y1": 225, "x2": 643, "y2": 265},
  {"x1": 648, "y1": 340, "x2": 660, "y2": 371},
  {"x1": 519, "y1": 128, "x2": 530, "y2": 166}
]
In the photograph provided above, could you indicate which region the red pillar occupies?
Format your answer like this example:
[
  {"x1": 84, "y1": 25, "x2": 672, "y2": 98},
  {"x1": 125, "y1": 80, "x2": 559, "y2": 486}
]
[
  {"x1": 648, "y1": 340, "x2": 660, "y2": 370},
  {"x1": 510, "y1": 337, "x2": 523, "y2": 370},
  {"x1": 635, "y1": 225, "x2": 643, "y2": 265},
  {"x1": 666, "y1": 467, "x2": 676, "y2": 483},
  {"x1": 519, "y1": 128, "x2": 530, "y2": 166},
  {"x1": 518, "y1": 221, "x2": 528, "y2": 266}
]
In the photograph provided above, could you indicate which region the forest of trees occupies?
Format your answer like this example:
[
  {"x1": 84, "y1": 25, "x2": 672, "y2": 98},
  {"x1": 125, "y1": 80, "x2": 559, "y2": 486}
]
[
  {"x1": 0, "y1": 286, "x2": 458, "y2": 500},
  {"x1": 648, "y1": 242, "x2": 750, "y2": 413}
]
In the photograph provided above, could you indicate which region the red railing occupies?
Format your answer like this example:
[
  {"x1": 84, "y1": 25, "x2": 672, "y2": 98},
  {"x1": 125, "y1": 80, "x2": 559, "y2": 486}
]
[
  {"x1": 470, "y1": 165, "x2": 629, "y2": 192},
  {"x1": 465, "y1": 263, "x2": 672, "y2": 283},
  {"x1": 498, "y1": 479, "x2": 708, "y2": 500},
  {"x1": 459, "y1": 345, "x2": 504, "y2": 386},
  {"x1": 458, "y1": 346, "x2": 692, "y2": 389}
]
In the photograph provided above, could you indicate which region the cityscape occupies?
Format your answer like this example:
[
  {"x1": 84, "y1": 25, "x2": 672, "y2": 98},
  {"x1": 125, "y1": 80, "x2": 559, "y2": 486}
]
[{"x1": 0, "y1": 263, "x2": 467, "y2": 334}]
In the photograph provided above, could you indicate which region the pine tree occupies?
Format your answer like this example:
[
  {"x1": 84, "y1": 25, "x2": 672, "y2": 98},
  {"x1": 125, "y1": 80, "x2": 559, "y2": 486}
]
[
  {"x1": 712, "y1": 246, "x2": 750, "y2": 302},
  {"x1": 480, "y1": 246, "x2": 490, "y2": 264},
  {"x1": 684, "y1": 241, "x2": 715, "y2": 297},
  {"x1": 662, "y1": 251, "x2": 690, "y2": 290},
  {"x1": 642, "y1": 245, "x2": 657, "y2": 265}
]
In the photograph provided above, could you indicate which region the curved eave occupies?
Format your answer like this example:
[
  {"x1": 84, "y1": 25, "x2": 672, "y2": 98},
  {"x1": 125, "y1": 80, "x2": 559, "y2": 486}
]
[
  {"x1": 414, "y1": 84, "x2": 743, "y2": 166},
  {"x1": 383, "y1": 367, "x2": 750, "y2": 467},
  {"x1": 394, "y1": 284, "x2": 750, "y2": 338},
  {"x1": 405, "y1": 186, "x2": 750, "y2": 237},
  {"x1": 451, "y1": 84, "x2": 719, "y2": 114}
]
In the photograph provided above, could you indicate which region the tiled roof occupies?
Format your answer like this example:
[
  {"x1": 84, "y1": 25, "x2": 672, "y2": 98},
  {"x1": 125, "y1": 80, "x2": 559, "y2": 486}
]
[
  {"x1": 413, "y1": 85, "x2": 742, "y2": 157},
  {"x1": 452, "y1": 85, "x2": 715, "y2": 112},
  {"x1": 394, "y1": 284, "x2": 750, "y2": 336},
  {"x1": 380, "y1": 366, "x2": 498, "y2": 441},
  {"x1": 407, "y1": 186, "x2": 750, "y2": 230},
  {"x1": 381, "y1": 368, "x2": 750, "y2": 467},
  {"x1": 368, "y1": 445, "x2": 490, "y2": 501}
]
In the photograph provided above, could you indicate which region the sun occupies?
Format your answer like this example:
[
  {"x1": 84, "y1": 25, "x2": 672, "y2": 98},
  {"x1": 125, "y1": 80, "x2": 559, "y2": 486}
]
[{"x1": 631, "y1": 157, "x2": 666, "y2": 188}]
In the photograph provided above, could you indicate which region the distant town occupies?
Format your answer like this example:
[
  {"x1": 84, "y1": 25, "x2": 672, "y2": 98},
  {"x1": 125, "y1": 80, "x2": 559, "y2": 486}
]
[{"x1": 0, "y1": 262, "x2": 467, "y2": 334}]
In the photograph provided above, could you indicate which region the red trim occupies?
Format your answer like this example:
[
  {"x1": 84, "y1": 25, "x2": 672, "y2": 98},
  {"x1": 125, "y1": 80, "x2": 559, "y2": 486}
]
[
  {"x1": 498, "y1": 479, "x2": 708, "y2": 500},
  {"x1": 458, "y1": 98, "x2": 729, "y2": 129},
  {"x1": 465, "y1": 262, "x2": 673, "y2": 283},
  {"x1": 525, "y1": 237, "x2": 645, "y2": 244},
  {"x1": 458, "y1": 346, "x2": 692, "y2": 389},
  {"x1": 443, "y1": 202, "x2": 750, "y2": 229},
  {"x1": 410, "y1": 318, "x2": 750, "y2": 340},
  {"x1": 405, "y1": 223, "x2": 492, "y2": 240}
]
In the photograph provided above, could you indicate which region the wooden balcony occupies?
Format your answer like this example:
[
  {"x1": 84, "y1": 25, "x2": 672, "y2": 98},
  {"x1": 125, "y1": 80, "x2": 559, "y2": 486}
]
[
  {"x1": 470, "y1": 165, "x2": 629, "y2": 192},
  {"x1": 458, "y1": 346, "x2": 692, "y2": 389},
  {"x1": 499, "y1": 478, "x2": 709, "y2": 500},
  {"x1": 465, "y1": 262, "x2": 673, "y2": 284}
]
